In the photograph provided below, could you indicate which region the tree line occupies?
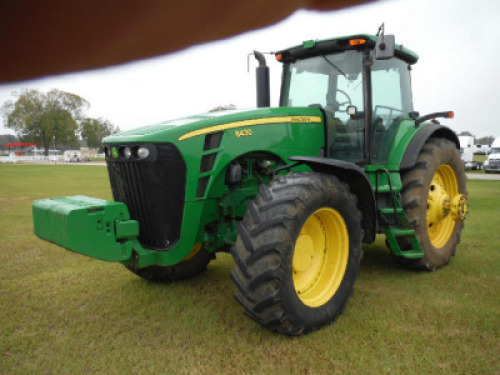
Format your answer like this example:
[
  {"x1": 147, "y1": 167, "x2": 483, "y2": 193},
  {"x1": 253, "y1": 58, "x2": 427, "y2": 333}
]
[
  {"x1": 1, "y1": 89, "x2": 119, "y2": 155},
  {"x1": 457, "y1": 131, "x2": 495, "y2": 145}
]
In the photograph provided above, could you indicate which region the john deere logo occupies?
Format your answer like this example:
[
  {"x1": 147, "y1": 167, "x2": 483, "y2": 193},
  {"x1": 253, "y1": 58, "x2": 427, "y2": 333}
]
[{"x1": 111, "y1": 147, "x2": 119, "y2": 158}]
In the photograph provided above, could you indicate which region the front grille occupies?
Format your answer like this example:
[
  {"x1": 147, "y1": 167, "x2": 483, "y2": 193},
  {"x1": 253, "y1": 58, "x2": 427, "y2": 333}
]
[{"x1": 106, "y1": 143, "x2": 186, "y2": 250}]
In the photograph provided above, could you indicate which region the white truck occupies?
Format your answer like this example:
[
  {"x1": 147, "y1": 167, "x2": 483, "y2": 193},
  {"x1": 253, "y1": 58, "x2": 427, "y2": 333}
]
[
  {"x1": 459, "y1": 136, "x2": 481, "y2": 170},
  {"x1": 484, "y1": 137, "x2": 500, "y2": 173}
]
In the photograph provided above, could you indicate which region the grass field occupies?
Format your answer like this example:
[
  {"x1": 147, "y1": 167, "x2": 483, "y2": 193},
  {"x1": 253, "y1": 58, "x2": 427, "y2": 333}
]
[
  {"x1": 474, "y1": 155, "x2": 488, "y2": 163},
  {"x1": 1, "y1": 165, "x2": 499, "y2": 374}
]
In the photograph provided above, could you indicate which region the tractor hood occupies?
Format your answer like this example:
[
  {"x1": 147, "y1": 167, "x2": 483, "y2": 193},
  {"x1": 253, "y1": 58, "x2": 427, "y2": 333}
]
[{"x1": 103, "y1": 106, "x2": 323, "y2": 144}]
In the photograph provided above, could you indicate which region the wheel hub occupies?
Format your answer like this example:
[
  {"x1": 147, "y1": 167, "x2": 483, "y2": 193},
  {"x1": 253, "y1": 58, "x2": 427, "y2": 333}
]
[
  {"x1": 451, "y1": 194, "x2": 468, "y2": 222},
  {"x1": 428, "y1": 182, "x2": 451, "y2": 223}
]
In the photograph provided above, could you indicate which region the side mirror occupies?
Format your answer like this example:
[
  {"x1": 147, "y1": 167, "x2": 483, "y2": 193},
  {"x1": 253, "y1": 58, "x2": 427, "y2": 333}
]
[{"x1": 375, "y1": 34, "x2": 395, "y2": 60}]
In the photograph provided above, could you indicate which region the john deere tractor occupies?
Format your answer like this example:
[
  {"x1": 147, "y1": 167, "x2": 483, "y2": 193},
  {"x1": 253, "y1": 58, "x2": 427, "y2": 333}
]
[{"x1": 33, "y1": 27, "x2": 468, "y2": 335}]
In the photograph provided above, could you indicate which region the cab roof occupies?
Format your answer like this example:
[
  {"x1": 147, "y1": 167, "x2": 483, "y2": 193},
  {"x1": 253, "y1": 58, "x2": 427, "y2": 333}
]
[{"x1": 276, "y1": 34, "x2": 419, "y2": 65}]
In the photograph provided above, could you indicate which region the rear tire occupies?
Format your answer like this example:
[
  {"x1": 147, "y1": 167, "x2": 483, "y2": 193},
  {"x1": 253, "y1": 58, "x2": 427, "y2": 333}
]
[
  {"x1": 398, "y1": 137, "x2": 467, "y2": 271},
  {"x1": 125, "y1": 244, "x2": 215, "y2": 282},
  {"x1": 230, "y1": 173, "x2": 362, "y2": 335}
]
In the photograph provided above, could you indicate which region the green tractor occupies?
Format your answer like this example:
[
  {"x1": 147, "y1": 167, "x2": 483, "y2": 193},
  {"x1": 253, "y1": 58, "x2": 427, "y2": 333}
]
[{"x1": 33, "y1": 27, "x2": 468, "y2": 335}]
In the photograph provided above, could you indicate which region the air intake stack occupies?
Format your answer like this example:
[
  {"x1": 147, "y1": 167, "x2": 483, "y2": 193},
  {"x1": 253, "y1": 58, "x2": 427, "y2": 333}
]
[{"x1": 254, "y1": 51, "x2": 270, "y2": 107}]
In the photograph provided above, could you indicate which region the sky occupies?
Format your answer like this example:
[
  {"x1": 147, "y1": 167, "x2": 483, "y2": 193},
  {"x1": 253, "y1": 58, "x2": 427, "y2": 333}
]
[{"x1": 1, "y1": 0, "x2": 499, "y2": 137}]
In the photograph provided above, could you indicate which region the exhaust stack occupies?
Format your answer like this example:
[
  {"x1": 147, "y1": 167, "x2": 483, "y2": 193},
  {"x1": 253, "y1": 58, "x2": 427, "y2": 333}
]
[{"x1": 254, "y1": 51, "x2": 270, "y2": 107}]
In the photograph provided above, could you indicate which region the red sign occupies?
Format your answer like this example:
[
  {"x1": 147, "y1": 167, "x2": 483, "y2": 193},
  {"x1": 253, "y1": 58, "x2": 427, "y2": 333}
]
[{"x1": 3, "y1": 142, "x2": 36, "y2": 147}]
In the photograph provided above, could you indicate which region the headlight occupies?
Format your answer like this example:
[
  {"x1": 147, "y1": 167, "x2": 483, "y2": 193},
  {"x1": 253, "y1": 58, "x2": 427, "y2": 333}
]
[
  {"x1": 137, "y1": 147, "x2": 150, "y2": 159},
  {"x1": 124, "y1": 146, "x2": 132, "y2": 159}
]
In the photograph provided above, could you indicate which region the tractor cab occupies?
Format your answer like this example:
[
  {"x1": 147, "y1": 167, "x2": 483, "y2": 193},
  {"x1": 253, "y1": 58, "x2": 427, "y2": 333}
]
[{"x1": 276, "y1": 33, "x2": 418, "y2": 165}]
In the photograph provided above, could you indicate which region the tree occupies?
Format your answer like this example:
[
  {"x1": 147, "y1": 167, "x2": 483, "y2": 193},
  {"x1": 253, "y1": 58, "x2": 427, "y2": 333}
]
[
  {"x1": 80, "y1": 117, "x2": 119, "y2": 150},
  {"x1": 1, "y1": 89, "x2": 89, "y2": 155},
  {"x1": 476, "y1": 135, "x2": 495, "y2": 145},
  {"x1": 457, "y1": 131, "x2": 474, "y2": 137},
  {"x1": 0, "y1": 134, "x2": 19, "y2": 150}
]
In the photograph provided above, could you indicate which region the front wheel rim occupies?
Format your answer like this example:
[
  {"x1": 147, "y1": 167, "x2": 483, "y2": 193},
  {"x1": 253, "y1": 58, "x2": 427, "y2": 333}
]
[{"x1": 292, "y1": 207, "x2": 349, "y2": 307}]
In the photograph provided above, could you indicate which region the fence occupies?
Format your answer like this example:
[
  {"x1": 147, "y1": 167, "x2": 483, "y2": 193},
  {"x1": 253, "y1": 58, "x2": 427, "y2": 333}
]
[{"x1": 0, "y1": 155, "x2": 62, "y2": 164}]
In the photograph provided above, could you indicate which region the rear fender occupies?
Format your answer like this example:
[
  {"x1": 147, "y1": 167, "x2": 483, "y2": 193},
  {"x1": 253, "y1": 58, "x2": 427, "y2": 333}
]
[{"x1": 400, "y1": 124, "x2": 459, "y2": 170}]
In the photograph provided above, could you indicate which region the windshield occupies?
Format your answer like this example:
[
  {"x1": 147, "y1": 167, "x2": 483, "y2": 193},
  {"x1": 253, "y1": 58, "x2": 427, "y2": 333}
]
[
  {"x1": 280, "y1": 50, "x2": 365, "y2": 162},
  {"x1": 280, "y1": 50, "x2": 364, "y2": 123},
  {"x1": 491, "y1": 147, "x2": 500, "y2": 154}
]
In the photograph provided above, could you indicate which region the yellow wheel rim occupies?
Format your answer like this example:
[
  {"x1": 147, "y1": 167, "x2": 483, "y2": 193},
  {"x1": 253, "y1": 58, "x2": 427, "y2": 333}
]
[
  {"x1": 292, "y1": 207, "x2": 349, "y2": 307},
  {"x1": 427, "y1": 165, "x2": 458, "y2": 248}
]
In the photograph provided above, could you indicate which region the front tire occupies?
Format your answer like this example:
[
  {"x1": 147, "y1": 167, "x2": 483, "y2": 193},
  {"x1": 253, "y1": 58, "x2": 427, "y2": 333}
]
[{"x1": 230, "y1": 173, "x2": 362, "y2": 335}]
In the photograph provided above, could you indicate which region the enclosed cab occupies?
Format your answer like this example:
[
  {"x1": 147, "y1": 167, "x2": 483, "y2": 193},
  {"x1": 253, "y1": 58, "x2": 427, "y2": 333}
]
[{"x1": 277, "y1": 35, "x2": 417, "y2": 166}]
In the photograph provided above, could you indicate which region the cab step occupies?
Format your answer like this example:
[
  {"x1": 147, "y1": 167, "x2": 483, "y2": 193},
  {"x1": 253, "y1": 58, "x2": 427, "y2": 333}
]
[
  {"x1": 383, "y1": 227, "x2": 423, "y2": 259},
  {"x1": 372, "y1": 168, "x2": 424, "y2": 259},
  {"x1": 379, "y1": 207, "x2": 404, "y2": 215}
]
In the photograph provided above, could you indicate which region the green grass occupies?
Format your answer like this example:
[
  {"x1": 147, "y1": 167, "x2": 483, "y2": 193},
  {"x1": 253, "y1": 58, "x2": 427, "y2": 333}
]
[
  {"x1": 474, "y1": 154, "x2": 487, "y2": 163},
  {"x1": 1, "y1": 165, "x2": 499, "y2": 374},
  {"x1": 89, "y1": 156, "x2": 106, "y2": 162}
]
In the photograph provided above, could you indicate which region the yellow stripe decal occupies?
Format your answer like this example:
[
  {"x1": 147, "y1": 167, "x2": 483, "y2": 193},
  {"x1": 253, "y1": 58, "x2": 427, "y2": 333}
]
[{"x1": 178, "y1": 116, "x2": 322, "y2": 141}]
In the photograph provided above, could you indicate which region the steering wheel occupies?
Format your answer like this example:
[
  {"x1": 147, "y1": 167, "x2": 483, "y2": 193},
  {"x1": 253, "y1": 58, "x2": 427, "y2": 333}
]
[{"x1": 333, "y1": 89, "x2": 352, "y2": 111}]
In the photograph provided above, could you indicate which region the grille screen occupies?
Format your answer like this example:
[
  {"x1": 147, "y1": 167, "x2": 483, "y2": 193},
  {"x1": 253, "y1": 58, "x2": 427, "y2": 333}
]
[{"x1": 106, "y1": 143, "x2": 186, "y2": 250}]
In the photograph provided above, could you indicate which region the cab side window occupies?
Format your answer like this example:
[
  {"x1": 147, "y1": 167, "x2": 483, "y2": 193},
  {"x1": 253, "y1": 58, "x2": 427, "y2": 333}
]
[{"x1": 371, "y1": 58, "x2": 413, "y2": 163}]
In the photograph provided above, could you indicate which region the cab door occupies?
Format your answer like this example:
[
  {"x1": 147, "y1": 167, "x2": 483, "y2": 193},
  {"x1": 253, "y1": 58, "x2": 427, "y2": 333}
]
[{"x1": 370, "y1": 58, "x2": 413, "y2": 164}]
